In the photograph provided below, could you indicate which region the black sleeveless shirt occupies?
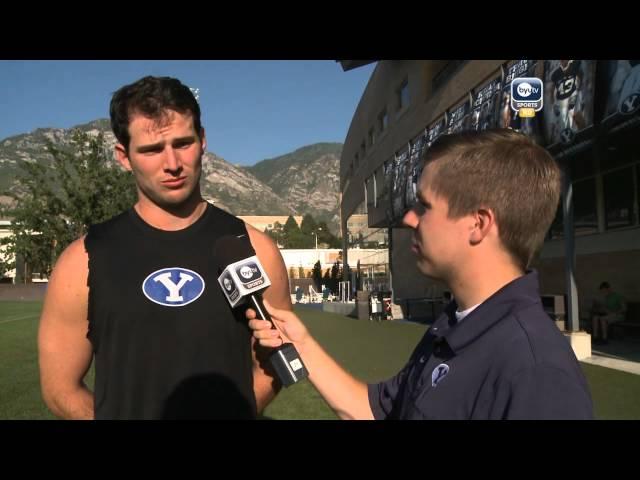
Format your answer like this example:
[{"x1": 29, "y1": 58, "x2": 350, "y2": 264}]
[{"x1": 84, "y1": 203, "x2": 257, "y2": 419}]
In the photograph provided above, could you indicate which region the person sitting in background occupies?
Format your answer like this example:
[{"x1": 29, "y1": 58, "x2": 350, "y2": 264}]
[{"x1": 591, "y1": 281, "x2": 627, "y2": 345}]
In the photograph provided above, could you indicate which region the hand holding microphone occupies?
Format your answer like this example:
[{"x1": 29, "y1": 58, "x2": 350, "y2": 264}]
[
  {"x1": 215, "y1": 234, "x2": 309, "y2": 387},
  {"x1": 245, "y1": 298, "x2": 310, "y2": 348}
]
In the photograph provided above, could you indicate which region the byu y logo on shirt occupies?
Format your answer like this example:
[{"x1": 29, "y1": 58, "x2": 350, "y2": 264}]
[
  {"x1": 142, "y1": 267, "x2": 205, "y2": 307},
  {"x1": 431, "y1": 363, "x2": 450, "y2": 387}
]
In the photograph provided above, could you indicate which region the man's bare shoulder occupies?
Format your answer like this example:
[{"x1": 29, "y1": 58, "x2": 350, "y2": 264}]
[
  {"x1": 244, "y1": 223, "x2": 279, "y2": 254},
  {"x1": 50, "y1": 236, "x2": 89, "y2": 277}
]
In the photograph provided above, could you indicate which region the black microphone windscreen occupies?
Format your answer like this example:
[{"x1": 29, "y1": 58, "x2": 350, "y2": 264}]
[{"x1": 213, "y1": 234, "x2": 255, "y2": 267}]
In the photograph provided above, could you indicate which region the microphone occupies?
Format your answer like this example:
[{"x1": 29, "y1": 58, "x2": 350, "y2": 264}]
[{"x1": 214, "y1": 234, "x2": 309, "y2": 387}]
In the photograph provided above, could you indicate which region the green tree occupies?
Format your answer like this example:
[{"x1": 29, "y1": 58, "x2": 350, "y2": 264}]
[
  {"x1": 311, "y1": 260, "x2": 322, "y2": 290},
  {"x1": 300, "y1": 213, "x2": 317, "y2": 236},
  {"x1": 0, "y1": 130, "x2": 136, "y2": 280},
  {"x1": 323, "y1": 268, "x2": 331, "y2": 291},
  {"x1": 264, "y1": 221, "x2": 284, "y2": 247}
]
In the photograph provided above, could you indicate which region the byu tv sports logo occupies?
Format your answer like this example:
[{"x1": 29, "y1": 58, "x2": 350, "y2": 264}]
[
  {"x1": 142, "y1": 267, "x2": 205, "y2": 307},
  {"x1": 511, "y1": 77, "x2": 543, "y2": 116}
]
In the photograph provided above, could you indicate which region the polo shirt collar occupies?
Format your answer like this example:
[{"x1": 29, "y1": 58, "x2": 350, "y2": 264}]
[{"x1": 431, "y1": 270, "x2": 542, "y2": 354}]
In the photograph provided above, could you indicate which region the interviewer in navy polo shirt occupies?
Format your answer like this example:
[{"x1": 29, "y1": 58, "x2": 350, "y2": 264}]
[{"x1": 246, "y1": 129, "x2": 594, "y2": 420}]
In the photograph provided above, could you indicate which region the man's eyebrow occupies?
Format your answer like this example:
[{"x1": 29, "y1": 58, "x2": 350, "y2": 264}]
[
  {"x1": 135, "y1": 136, "x2": 196, "y2": 153},
  {"x1": 172, "y1": 135, "x2": 196, "y2": 144},
  {"x1": 136, "y1": 141, "x2": 164, "y2": 153}
]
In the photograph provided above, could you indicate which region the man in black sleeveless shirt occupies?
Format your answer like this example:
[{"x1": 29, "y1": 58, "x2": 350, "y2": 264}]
[{"x1": 38, "y1": 76, "x2": 291, "y2": 419}]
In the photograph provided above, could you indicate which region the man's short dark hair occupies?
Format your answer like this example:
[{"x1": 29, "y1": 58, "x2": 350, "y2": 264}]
[
  {"x1": 599, "y1": 282, "x2": 611, "y2": 290},
  {"x1": 110, "y1": 76, "x2": 202, "y2": 151}
]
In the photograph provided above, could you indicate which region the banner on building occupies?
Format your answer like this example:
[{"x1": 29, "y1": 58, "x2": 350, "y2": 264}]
[
  {"x1": 447, "y1": 96, "x2": 472, "y2": 134},
  {"x1": 471, "y1": 75, "x2": 502, "y2": 131},
  {"x1": 427, "y1": 116, "x2": 447, "y2": 148},
  {"x1": 405, "y1": 130, "x2": 428, "y2": 210},
  {"x1": 499, "y1": 60, "x2": 543, "y2": 144},
  {"x1": 601, "y1": 60, "x2": 640, "y2": 127},
  {"x1": 391, "y1": 146, "x2": 410, "y2": 223},
  {"x1": 543, "y1": 60, "x2": 596, "y2": 148}
]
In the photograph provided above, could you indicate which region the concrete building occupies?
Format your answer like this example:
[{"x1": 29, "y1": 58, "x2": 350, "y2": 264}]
[
  {"x1": 339, "y1": 60, "x2": 640, "y2": 346},
  {"x1": 280, "y1": 248, "x2": 388, "y2": 278}
]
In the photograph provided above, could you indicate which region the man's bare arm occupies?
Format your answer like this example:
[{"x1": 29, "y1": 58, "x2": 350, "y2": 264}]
[
  {"x1": 246, "y1": 225, "x2": 292, "y2": 412},
  {"x1": 38, "y1": 237, "x2": 94, "y2": 419}
]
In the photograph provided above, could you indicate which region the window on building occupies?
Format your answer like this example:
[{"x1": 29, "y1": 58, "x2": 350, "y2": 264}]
[
  {"x1": 604, "y1": 166, "x2": 635, "y2": 230},
  {"x1": 378, "y1": 109, "x2": 388, "y2": 132},
  {"x1": 365, "y1": 178, "x2": 373, "y2": 208},
  {"x1": 573, "y1": 178, "x2": 598, "y2": 236},
  {"x1": 360, "y1": 141, "x2": 366, "y2": 159},
  {"x1": 368, "y1": 127, "x2": 376, "y2": 147},
  {"x1": 354, "y1": 153, "x2": 359, "y2": 170},
  {"x1": 373, "y1": 171, "x2": 377, "y2": 207},
  {"x1": 397, "y1": 79, "x2": 409, "y2": 111}
]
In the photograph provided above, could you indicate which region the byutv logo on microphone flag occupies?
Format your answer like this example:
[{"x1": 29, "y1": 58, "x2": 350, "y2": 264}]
[
  {"x1": 235, "y1": 261, "x2": 264, "y2": 288},
  {"x1": 142, "y1": 267, "x2": 205, "y2": 307},
  {"x1": 218, "y1": 255, "x2": 272, "y2": 308}
]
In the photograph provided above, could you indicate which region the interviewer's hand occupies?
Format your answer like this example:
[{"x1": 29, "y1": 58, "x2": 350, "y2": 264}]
[{"x1": 246, "y1": 299, "x2": 310, "y2": 348}]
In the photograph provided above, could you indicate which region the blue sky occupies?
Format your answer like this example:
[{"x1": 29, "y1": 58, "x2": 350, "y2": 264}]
[{"x1": 0, "y1": 60, "x2": 375, "y2": 166}]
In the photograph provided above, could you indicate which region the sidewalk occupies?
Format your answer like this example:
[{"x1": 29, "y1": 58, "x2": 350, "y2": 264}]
[{"x1": 582, "y1": 337, "x2": 640, "y2": 376}]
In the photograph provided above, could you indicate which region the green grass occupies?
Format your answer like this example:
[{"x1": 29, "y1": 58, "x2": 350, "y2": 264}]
[
  {"x1": 0, "y1": 301, "x2": 56, "y2": 419},
  {"x1": 581, "y1": 363, "x2": 640, "y2": 420},
  {"x1": 2, "y1": 301, "x2": 640, "y2": 420},
  {"x1": 263, "y1": 306, "x2": 427, "y2": 419}
]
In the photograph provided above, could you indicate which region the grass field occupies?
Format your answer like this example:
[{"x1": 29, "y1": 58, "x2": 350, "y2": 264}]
[{"x1": 2, "y1": 301, "x2": 640, "y2": 420}]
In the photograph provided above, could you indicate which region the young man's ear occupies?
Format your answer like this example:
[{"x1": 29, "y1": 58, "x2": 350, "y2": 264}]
[
  {"x1": 200, "y1": 128, "x2": 207, "y2": 153},
  {"x1": 469, "y1": 208, "x2": 495, "y2": 245},
  {"x1": 115, "y1": 144, "x2": 132, "y2": 172}
]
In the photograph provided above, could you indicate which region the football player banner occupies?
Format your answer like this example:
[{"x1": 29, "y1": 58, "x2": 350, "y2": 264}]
[
  {"x1": 471, "y1": 76, "x2": 502, "y2": 131},
  {"x1": 404, "y1": 130, "x2": 428, "y2": 210},
  {"x1": 391, "y1": 147, "x2": 409, "y2": 222},
  {"x1": 447, "y1": 97, "x2": 472, "y2": 134},
  {"x1": 426, "y1": 116, "x2": 447, "y2": 148},
  {"x1": 499, "y1": 59, "x2": 543, "y2": 144},
  {"x1": 602, "y1": 60, "x2": 640, "y2": 123},
  {"x1": 543, "y1": 59, "x2": 596, "y2": 147}
]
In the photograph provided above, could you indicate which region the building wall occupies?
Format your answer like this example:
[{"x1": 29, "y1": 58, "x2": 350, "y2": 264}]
[{"x1": 341, "y1": 60, "x2": 505, "y2": 222}]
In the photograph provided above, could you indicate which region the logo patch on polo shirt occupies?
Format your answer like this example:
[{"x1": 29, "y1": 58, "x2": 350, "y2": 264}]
[{"x1": 431, "y1": 363, "x2": 450, "y2": 387}]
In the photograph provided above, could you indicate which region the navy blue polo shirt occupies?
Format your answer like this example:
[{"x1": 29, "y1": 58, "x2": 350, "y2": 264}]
[{"x1": 368, "y1": 271, "x2": 594, "y2": 419}]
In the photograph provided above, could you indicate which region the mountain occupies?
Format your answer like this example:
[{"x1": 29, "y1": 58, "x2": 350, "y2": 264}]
[
  {"x1": 0, "y1": 120, "x2": 118, "y2": 193},
  {"x1": 244, "y1": 143, "x2": 342, "y2": 226},
  {"x1": 0, "y1": 120, "x2": 342, "y2": 232},
  {"x1": 200, "y1": 151, "x2": 296, "y2": 215}
]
